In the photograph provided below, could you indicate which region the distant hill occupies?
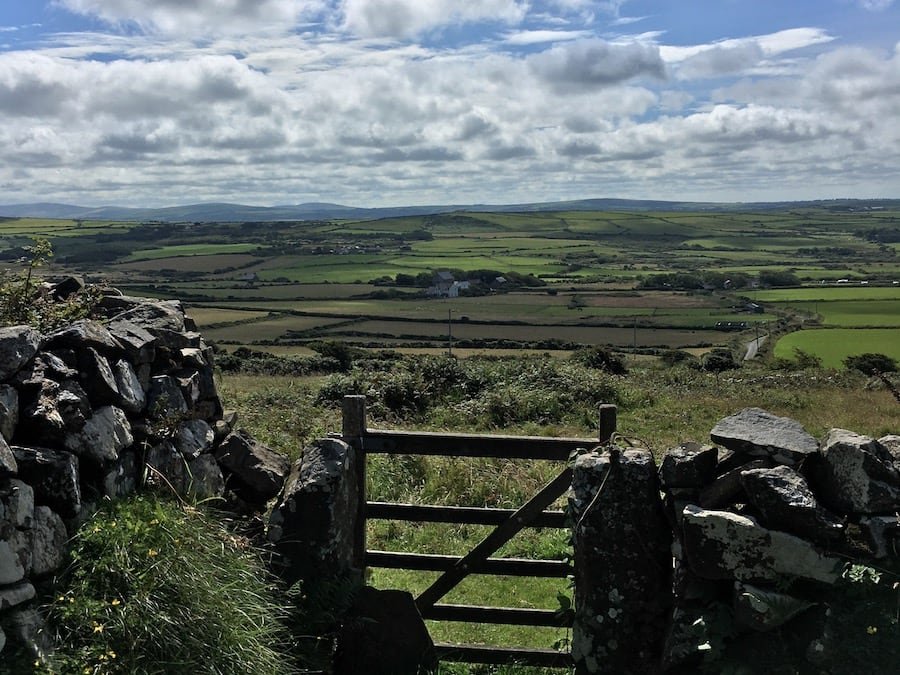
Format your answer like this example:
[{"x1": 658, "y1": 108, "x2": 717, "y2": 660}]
[{"x1": 1, "y1": 198, "x2": 898, "y2": 222}]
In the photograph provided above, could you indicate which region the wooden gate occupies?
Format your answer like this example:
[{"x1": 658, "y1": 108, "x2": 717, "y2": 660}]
[{"x1": 341, "y1": 395, "x2": 616, "y2": 668}]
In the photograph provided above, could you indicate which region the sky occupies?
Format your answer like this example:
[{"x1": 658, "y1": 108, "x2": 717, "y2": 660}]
[{"x1": 0, "y1": 1, "x2": 898, "y2": 208}]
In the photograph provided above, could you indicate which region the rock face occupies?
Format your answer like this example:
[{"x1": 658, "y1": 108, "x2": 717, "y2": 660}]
[{"x1": 710, "y1": 408, "x2": 819, "y2": 465}]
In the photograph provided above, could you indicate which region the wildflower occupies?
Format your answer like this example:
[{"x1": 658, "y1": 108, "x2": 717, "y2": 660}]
[
  {"x1": 110, "y1": 598, "x2": 121, "y2": 606},
  {"x1": 92, "y1": 622, "x2": 104, "y2": 634},
  {"x1": 148, "y1": 548, "x2": 158, "y2": 557},
  {"x1": 867, "y1": 626, "x2": 878, "y2": 635}
]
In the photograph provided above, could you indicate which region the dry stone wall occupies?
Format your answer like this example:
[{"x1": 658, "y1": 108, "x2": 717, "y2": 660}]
[
  {"x1": 573, "y1": 407, "x2": 899, "y2": 674},
  {"x1": 0, "y1": 282, "x2": 291, "y2": 656}
]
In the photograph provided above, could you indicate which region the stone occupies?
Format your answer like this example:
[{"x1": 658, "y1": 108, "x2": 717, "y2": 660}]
[
  {"x1": 147, "y1": 375, "x2": 188, "y2": 418},
  {"x1": 213, "y1": 419, "x2": 232, "y2": 445},
  {"x1": 818, "y1": 429, "x2": 900, "y2": 514},
  {"x1": 185, "y1": 454, "x2": 225, "y2": 500},
  {"x1": 107, "y1": 320, "x2": 156, "y2": 364},
  {"x1": 659, "y1": 442, "x2": 719, "y2": 489},
  {"x1": 860, "y1": 515, "x2": 899, "y2": 559},
  {"x1": 41, "y1": 352, "x2": 79, "y2": 380},
  {"x1": 18, "y1": 379, "x2": 66, "y2": 443},
  {"x1": 0, "y1": 582, "x2": 35, "y2": 611},
  {"x1": 740, "y1": 465, "x2": 844, "y2": 547},
  {"x1": 878, "y1": 434, "x2": 900, "y2": 466},
  {"x1": 78, "y1": 347, "x2": 120, "y2": 407},
  {"x1": 5, "y1": 607, "x2": 51, "y2": 659},
  {"x1": 65, "y1": 406, "x2": 132, "y2": 465},
  {"x1": 699, "y1": 458, "x2": 772, "y2": 509},
  {"x1": 112, "y1": 358, "x2": 146, "y2": 413},
  {"x1": 11, "y1": 446, "x2": 81, "y2": 519},
  {"x1": 144, "y1": 441, "x2": 188, "y2": 494},
  {"x1": 31, "y1": 506, "x2": 67, "y2": 577},
  {"x1": 175, "y1": 370, "x2": 201, "y2": 407},
  {"x1": 710, "y1": 408, "x2": 819, "y2": 465},
  {"x1": 0, "y1": 436, "x2": 17, "y2": 476},
  {"x1": 0, "y1": 384, "x2": 18, "y2": 440},
  {"x1": 102, "y1": 450, "x2": 139, "y2": 498},
  {"x1": 269, "y1": 438, "x2": 359, "y2": 583},
  {"x1": 180, "y1": 347, "x2": 208, "y2": 369},
  {"x1": 153, "y1": 328, "x2": 200, "y2": 351},
  {"x1": 570, "y1": 448, "x2": 671, "y2": 675},
  {"x1": 333, "y1": 587, "x2": 435, "y2": 675},
  {"x1": 174, "y1": 419, "x2": 214, "y2": 459},
  {"x1": 681, "y1": 505, "x2": 845, "y2": 584},
  {"x1": 49, "y1": 275, "x2": 84, "y2": 300},
  {"x1": 0, "y1": 541, "x2": 25, "y2": 585},
  {"x1": 1, "y1": 479, "x2": 34, "y2": 529},
  {"x1": 215, "y1": 430, "x2": 290, "y2": 503},
  {"x1": 0, "y1": 326, "x2": 40, "y2": 381},
  {"x1": 110, "y1": 299, "x2": 186, "y2": 333},
  {"x1": 733, "y1": 582, "x2": 816, "y2": 632},
  {"x1": 56, "y1": 379, "x2": 91, "y2": 431},
  {"x1": 44, "y1": 319, "x2": 121, "y2": 354}
]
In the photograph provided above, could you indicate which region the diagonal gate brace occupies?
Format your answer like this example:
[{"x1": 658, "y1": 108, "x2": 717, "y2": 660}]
[{"x1": 415, "y1": 467, "x2": 574, "y2": 612}]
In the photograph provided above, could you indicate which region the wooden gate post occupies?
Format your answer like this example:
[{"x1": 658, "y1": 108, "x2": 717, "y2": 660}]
[
  {"x1": 342, "y1": 395, "x2": 368, "y2": 572},
  {"x1": 598, "y1": 404, "x2": 617, "y2": 443}
]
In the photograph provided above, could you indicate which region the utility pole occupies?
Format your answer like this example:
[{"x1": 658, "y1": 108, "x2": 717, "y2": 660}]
[{"x1": 448, "y1": 309, "x2": 452, "y2": 357}]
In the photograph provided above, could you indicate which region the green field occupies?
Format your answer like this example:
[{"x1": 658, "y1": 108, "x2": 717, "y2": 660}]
[
  {"x1": 3, "y1": 208, "x2": 898, "y2": 352},
  {"x1": 774, "y1": 328, "x2": 900, "y2": 368}
]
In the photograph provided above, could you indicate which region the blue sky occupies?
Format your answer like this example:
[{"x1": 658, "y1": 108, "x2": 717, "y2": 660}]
[{"x1": 0, "y1": 0, "x2": 898, "y2": 207}]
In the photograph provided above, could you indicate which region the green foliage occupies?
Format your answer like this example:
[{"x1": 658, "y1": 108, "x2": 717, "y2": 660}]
[
  {"x1": 570, "y1": 346, "x2": 627, "y2": 374},
  {"x1": 25, "y1": 495, "x2": 297, "y2": 675},
  {"x1": 758, "y1": 270, "x2": 800, "y2": 288},
  {"x1": 700, "y1": 348, "x2": 740, "y2": 373},
  {"x1": 0, "y1": 238, "x2": 101, "y2": 331},
  {"x1": 316, "y1": 355, "x2": 621, "y2": 428},
  {"x1": 844, "y1": 352, "x2": 898, "y2": 375}
]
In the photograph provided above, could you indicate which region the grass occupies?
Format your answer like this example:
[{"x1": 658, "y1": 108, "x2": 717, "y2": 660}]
[
  {"x1": 774, "y1": 328, "x2": 900, "y2": 368},
  {"x1": 123, "y1": 243, "x2": 264, "y2": 261},
  {"x1": 772, "y1": 300, "x2": 900, "y2": 327},
  {"x1": 15, "y1": 494, "x2": 297, "y2": 675}
]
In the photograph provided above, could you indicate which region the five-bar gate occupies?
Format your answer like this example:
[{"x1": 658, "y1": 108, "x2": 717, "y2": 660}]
[{"x1": 341, "y1": 395, "x2": 617, "y2": 668}]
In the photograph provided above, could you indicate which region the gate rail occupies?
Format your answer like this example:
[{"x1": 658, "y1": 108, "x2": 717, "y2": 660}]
[{"x1": 340, "y1": 395, "x2": 616, "y2": 668}]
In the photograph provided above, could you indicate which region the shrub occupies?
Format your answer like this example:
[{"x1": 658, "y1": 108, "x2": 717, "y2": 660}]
[
  {"x1": 571, "y1": 347, "x2": 628, "y2": 375},
  {"x1": 700, "y1": 348, "x2": 740, "y2": 373},
  {"x1": 31, "y1": 495, "x2": 296, "y2": 674},
  {"x1": 844, "y1": 353, "x2": 898, "y2": 375}
]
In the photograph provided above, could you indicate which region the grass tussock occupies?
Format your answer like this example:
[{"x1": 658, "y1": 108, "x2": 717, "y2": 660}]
[{"x1": 28, "y1": 494, "x2": 297, "y2": 675}]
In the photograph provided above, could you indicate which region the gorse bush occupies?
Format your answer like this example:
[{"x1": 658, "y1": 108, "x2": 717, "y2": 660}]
[{"x1": 29, "y1": 494, "x2": 296, "y2": 675}]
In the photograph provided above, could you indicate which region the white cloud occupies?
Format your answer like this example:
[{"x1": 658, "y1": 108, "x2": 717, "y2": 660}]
[
  {"x1": 854, "y1": 0, "x2": 895, "y2": 10},
  {"x1": 503, "y1": 30, "x2": 591, "y2": 46},
  {"x1": 339, "y1": 0, "x2": 527, "y2": 39},
  {"x1": 55, "y1": 0, "x2": 325, "y2": 35},
  {"x1": 529, "y1": 38, "x2": 665, "y2": 91}
]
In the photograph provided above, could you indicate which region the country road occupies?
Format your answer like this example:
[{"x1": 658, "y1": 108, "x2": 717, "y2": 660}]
[{"x1": 744, "y1": 335, "x2": 767, "y2": 360}]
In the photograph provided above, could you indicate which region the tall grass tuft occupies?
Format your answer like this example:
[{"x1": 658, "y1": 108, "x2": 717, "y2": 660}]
[{"x1": 32, "y1": 494, "x2": 297, "y2": 674}]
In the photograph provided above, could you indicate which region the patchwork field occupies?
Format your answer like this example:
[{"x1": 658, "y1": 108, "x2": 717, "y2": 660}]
[{"x1": 3, "y1": 207, "x2": 897, "y2": 356}]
